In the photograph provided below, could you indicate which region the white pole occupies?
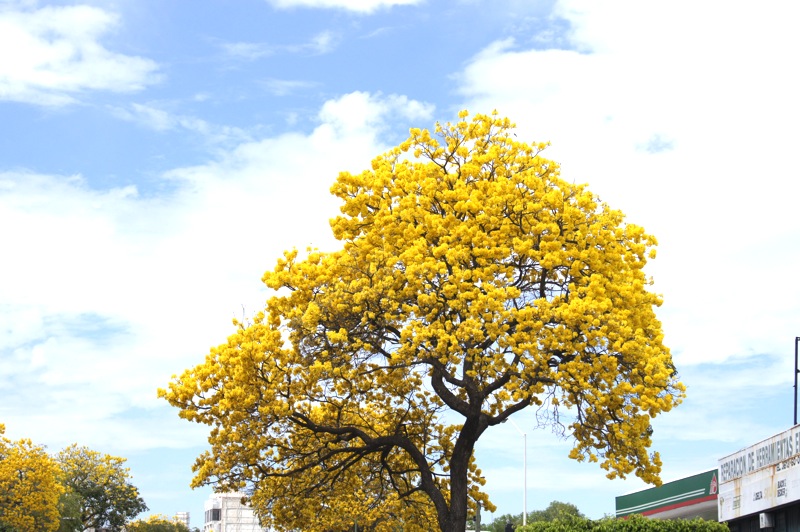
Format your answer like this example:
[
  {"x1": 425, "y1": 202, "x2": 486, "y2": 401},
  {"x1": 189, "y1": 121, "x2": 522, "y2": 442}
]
[
  {"x1": 523, "y1": 431, "x2": 527, "y2": 527},
  {"x1": 507, "y1": 418, "x2": 527, "y2": 527}
]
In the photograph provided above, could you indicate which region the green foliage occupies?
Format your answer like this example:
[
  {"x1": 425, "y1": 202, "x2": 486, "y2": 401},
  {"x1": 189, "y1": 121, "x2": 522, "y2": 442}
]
[
  {"x1": 529, "y1": 501, "x2": 585, "y2": 523},
  {"x1": 57, "y1": 491, "x2": 83, "y2": 532},
  {"x1": 517, "y1": 514, "x2": 728, "y2": 532},
  {"x1": 519, "y1": 514, "x2": 593, "y2": 532},
  {"x1": 487, "y1": 502, "x2": 585, "y2": 531},
  {"x1": 56, "y1": 445, "x2": 148, "y2": 531},
  {"x1": 488, "y1": 513, "x2": 523, "y2": 532}
]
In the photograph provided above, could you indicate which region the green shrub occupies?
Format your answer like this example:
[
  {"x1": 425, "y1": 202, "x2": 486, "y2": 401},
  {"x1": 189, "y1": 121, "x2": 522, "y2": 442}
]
[{"x1": 518, "y1": 514, "x2": 728, "y2": 532}]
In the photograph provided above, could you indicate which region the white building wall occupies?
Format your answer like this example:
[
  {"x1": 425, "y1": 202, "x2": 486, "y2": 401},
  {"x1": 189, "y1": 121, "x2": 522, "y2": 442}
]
[
  {"x1": 175, "y1": 512, "x2": 190, "y2": 528},
  {"x1": 204, "y1": 492, "x2": 268, "y2": 532}
]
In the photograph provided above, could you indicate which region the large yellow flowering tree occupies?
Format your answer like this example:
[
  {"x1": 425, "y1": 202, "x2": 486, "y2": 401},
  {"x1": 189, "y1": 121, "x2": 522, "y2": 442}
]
[
  {"x1": 161, "y1": 112, "x2": 684, "y2": 532},
  {"x1": 0, "y1": 425, "x2": 63, "y2": 532}
]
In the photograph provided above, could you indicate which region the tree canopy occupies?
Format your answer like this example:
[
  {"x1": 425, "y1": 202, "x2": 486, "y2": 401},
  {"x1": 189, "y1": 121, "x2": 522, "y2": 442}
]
[
  {"x1": 487, "y1": 501, "x2": 585, "y2": 531},
  {"x1": 161, "y1": 112, "x2": 684, "y2": 532},
  {"x1": 56, "y1": 444, "x2": 148, "y2": 531},
  {"x1": 529, "y1": 501, "x2": 585, "y2": 523},
  {"x1": 126, "y1": 514, "x2": 192, "y2": 532},
  {"x1": 0, "y1": 425, "x2": 63, "y2": 532},
  {"x1": 0, "y1": 425, "x2": 149, "y2": 532}
]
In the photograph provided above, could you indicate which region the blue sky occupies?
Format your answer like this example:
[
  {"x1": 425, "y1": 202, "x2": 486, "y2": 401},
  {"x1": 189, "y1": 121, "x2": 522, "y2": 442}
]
[{"x1": 2, "y1": 0, "x2": 800, "y2": 527}]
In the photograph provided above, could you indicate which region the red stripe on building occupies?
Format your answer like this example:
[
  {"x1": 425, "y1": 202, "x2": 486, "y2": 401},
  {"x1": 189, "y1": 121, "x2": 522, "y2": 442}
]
[{"x1": 641, "y1": 494, "x2": 718, "y2": 517}]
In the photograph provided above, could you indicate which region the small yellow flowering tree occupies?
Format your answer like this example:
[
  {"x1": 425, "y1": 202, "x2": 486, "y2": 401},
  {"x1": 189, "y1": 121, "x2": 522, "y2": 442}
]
[
  {"x1": 161, "y1": 112, "x2": 684, "y2": 532},
  {"x1": 126, "y1": 514, "x2": 191, "y2": 531},
  {"x1": 0, "y1": 425, "x2": 63, "y2": 532}
]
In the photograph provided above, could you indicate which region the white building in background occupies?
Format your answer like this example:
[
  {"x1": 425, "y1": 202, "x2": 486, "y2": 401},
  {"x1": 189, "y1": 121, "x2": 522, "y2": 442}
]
[
  {"x1": 175, "y1": 512, "x2": 190, "y2": 528},
  {"x1": 204, "y1": 492, "x2": 268, "y2": 532}
]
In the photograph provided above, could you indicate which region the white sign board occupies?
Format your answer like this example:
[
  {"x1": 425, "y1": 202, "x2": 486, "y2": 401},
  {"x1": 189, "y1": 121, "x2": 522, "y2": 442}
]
[{"x1": 718, "y1": 425, "x2": 800, "y2": 521}]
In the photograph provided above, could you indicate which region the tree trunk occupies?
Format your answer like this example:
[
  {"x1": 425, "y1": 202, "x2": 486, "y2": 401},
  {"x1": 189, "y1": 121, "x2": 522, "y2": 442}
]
[{"x1": 436, "y1": 414, "x2": 485, "y2": 532}]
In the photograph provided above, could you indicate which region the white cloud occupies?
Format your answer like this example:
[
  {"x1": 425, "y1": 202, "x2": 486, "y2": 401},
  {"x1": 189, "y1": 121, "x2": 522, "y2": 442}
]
[
  {"x1": 222, "y1": 31, "x2": 340, "y2": 61},
  {"x1": 0, "y1": 2, "x2": 160, "y2": 105},
  {"x1": 260, "y1": 78, "x2": 318, "y2": 96},
  {"x1": 222, "y1": 41, "x2": 274, "y2": 60},
  {"x1": 0, "y1": 91, "x2": 435, "y2": 451},
  {"x1": 457, "y1": 0, "x2": 800, "y2": 367},
  {"x1": 116, "y1": 103, "x2": 175, "y2": 131},
  {"x1": 265, "y1": 0, "x2": 421, "y2": 13},
  {"x1": 109, "y1": 103, "x2": 250, "y2": 146},
  {"x1": 309, "y1": 30, "x2": 337, "y2": 54},
  {"x1": 318, "y1": 91, "x2": 434, "y2": 137}
]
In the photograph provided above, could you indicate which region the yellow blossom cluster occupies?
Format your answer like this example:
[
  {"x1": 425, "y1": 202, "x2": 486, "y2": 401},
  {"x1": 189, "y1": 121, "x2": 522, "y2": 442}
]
[
  {"x1": 0, "y1": 425, "x2": 64, "y2": 532},
  {"x1": 126, "y1": 513, "x2": 191, "y2": 531}
]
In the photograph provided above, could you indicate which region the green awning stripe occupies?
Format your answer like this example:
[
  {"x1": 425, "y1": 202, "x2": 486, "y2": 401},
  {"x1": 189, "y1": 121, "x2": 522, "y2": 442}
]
[{"x1": 617, "y1": 488, "x2": 708, "y2": 514}]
